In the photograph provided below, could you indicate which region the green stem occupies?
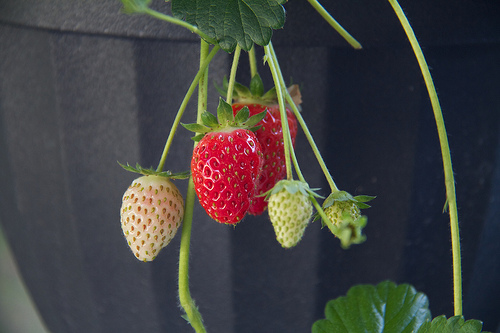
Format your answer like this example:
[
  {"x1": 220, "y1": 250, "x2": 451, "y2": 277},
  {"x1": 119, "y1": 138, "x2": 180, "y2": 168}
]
[
  {"x1": 264, "y1": 43, "x2": 294, "y2": 180},
  {"x1": 248, "y1": 45, "x2": 258, "y2": 78},
  {"x1": 156, "y1": 45, "x2": 220, "y2": 172},
  {"x1": 144, "y1": 8, "x2": 217, "y2": 45},
  {"x1": 265, "y1": 41, "x2": 339, "y2": 192},
  {"x1": 177, "y1": 40, "x2": 212, "y2": 333},
  {"x1": 388, "y1": 0, "x2": 462, "y2": 316},
  {"x1": 284, "y1": 93, "x2": 339, "y2": 192},
  {"x1": 226, "y1": 45, "x2": 242, "y2": 104},
  {"x1": 306, "y1": 0, "x2": 362, "y2": 50}
]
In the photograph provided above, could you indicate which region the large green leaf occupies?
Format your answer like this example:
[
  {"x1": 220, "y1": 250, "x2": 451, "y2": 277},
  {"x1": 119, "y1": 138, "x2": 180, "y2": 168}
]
[
  {"x1": 312, "y1": 281, "x2": 432, "y2": 333},
  {"x1": 171, "y1": 0, "x2": 286, "y2": 52},
  {"x1": 416, "y1": 315, "x2": 490, "y2": 333}
]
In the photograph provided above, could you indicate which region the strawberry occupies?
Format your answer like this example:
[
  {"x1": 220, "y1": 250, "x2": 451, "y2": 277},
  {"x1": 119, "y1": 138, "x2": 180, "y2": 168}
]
[
  {"x1": 266, "y1": 180, "x2": 315, "y2": 248},
  {"x1": 319, "y1": 191, "x2": 375, "y2": 249},
  {"x1": 228, "y1": 75, "x2": 300, "y2": 215},
  {"x1": 120, "y1": 173, "x2": 184, "y2": 262},
  {"x1": 183, "y1": 98, "x2": 266, "y2": 224},
  {"x1": 232, "y1": 103, "x2": 297, "y2": 215}
]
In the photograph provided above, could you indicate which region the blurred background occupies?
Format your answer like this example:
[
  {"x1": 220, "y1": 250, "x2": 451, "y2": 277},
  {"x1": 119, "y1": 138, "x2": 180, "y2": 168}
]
[
  {"x1": 1, "y1": 0, "x2": 499, "y2": 332},
  {"x1": 0, "y1": 224, "x2": 48, "y2": 332}
]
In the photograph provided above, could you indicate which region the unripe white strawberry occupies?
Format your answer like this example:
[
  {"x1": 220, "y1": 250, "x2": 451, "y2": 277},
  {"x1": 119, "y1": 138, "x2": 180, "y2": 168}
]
[
  {"x1": 120, "y1": 175, "x2": 184, "y2": 262},
  {"x1": 267, "y1": 180, "x2": 314, "y2": 248}
]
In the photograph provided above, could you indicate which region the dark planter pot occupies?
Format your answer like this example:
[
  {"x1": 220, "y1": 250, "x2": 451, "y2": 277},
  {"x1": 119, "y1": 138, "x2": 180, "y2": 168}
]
[{"x1": 1, "y1": 1, "x2": 500, "y2": 332}]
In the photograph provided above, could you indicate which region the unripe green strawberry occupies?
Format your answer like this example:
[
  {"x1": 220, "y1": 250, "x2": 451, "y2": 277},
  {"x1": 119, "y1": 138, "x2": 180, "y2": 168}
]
[
  {"x1": 324, "y1": 201, "x2": 361, "y2": 228},
  {"x1": 267, "y1": 180, "x2": 314, "y2": 248},
  {"x1": 320, "y1": 191, "x2": 375, "y2": 249},
  {"x1": 120, "y1": 175, "x2": 184, "y2": 262}
]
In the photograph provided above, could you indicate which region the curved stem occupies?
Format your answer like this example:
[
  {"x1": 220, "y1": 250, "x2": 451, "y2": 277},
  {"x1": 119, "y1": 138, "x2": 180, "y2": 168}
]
[
  {"x1": 177, "y1": 40, "x2": 212, "y2": 333},
  {"x1": 144, "y1": 8, "x2": 217, "y2": 45},
  {"x1": 306, "y1": 0, "x2": 362, "y2": 50},
  {"x1": 284, "y1": 93, "x2": 339, "y2": 192},
  {"x1": 264, "y1": 43, "x2": 294, "y2": 180},
  {"x1": 226, "y1": 45, "x2": 242, "y2": 104},
  {"x1": 388, "y1": 0, "x2": 462, "y2": 316},
  {"x1": 156, "y1": 45, "x2": 220, "y2": 172}
]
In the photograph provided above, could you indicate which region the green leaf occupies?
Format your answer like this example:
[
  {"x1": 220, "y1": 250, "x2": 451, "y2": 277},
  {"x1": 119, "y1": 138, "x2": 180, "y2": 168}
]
[
  {"x1": 312, "y1": 281, "x2": 432, "y2": 333},
  {"x1": 416, "y1": 315, "x2": 490, "y2": 333},
  {"x1": 171, "y1": 0, "x2": 286, "y2": 52}
]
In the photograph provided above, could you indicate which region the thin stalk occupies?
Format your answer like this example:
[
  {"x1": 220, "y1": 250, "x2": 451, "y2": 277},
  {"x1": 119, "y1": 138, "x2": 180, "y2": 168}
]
[
  {"x1": 264, "y1": 43, "x2": 293, "y2": 180},
  {"x1": 306, "y1": 0, "x2": 362, "y2": 50},
  {"x1": 144, "y1": 8, "x2": 217, "y2": 45},
  {"x1": 388, "y1": 0, "x2": 462, "y2": 316},
  {"x1": 177, "y1": 40, "x2": 211, "y2": 333},
  {"x1": 266, "y1": 42, "x2": 339, "y2": 192},
  {"x1": 248, "y1": 45, "x2": 258, "y2": 78},
  {"x1": 284, "y1": 93, "x2": 339, "y2": 193},
  {"x1": 156, "y1": 45, "x2": 220, "y2": 172},
  {"x1": 226, "y1": 45, "x2": 242, "y2": 104}
]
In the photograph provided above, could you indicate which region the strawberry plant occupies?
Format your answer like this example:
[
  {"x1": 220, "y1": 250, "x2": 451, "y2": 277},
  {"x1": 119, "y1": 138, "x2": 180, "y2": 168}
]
[{"x1": 115, "y1": 0, "x2": 492, "y2": 332}]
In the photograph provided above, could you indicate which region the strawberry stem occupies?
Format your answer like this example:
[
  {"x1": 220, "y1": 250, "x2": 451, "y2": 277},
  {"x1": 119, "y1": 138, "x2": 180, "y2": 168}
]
[
  {"x1": 248, "y1": 45, "x2": 258, "y2": 78},
  {"x1": 388, "y1": 0, "x2": 462, "y2": 316},
  {"x1": 177, "y1": 40, "x2": 211, "y2": 333},
  {"x1": 143, "y1": 8, "x2": 217, "y2": 46},
  {"x1": 284, "y1": 93, "x2": 339, "y2": 193},
  {"x1": 226, "y1": 45, "x2": 242, "y2": 105},
  {"x1": 156, "y1": 45, "x2": 220, "y2": 172},
  {"x1": 264, "y1": 43, "x2": 294, "y2": 180},
  {"x1": 305, "y1": 0, "x2": 362, "y2": 50}
]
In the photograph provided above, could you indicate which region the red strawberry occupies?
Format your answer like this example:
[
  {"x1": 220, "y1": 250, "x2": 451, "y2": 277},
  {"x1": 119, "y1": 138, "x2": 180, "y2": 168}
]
[
  {"x1": 183, "y1": 98, "x2": 265, "y2": 224},
  {"x1": 120, "y1": 174, "x2": 184, "y2": 261},
  {"x1": 232, "y1": 103, "x2": 297, "y2": 215}
]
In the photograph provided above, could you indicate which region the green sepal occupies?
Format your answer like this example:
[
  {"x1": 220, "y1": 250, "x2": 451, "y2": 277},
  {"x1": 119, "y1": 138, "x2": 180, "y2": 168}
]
[
  {"x1": 201, "y1": 111, "x2": 218, "y2": 128},
  {"x1": 265, "y1": 179, "x2": 322, "y2": 200},
  {"x1": 261, "y1": 86, "x2": 277, "y2": 101},
  {"x1": 216, "y1": 77, "x2": 279, "y2": 105},
  {"x1": 233, "y1": 82, "x2": 252, "y2": 97},
  {"x1": 322, "y1": 191, "x2": 376, "y2": 210},
  {"x1": 191, "y1": 133, "x2": 206, "y2": 142},
  {"x1": 250, "y1": 74, "x2": 265, "y2": 97},
  {"x1": 234, "y1": 107, "x2": 250, "y2": 124},
  {"x1": 181, "y1": 122, "x2": 211, "y2": 133},
  {"x1": 182, "y1": 97, "x2": 267, "y2": 137},
  {"x1": 118, "y1": 162, "x2": 190, "y2": 179},
  {"x1": 244, "y1": 110, "x2": 267, "y2": 128},
  {"x1": 217, "y1": 97, "x2": 234, "y2": 125}
]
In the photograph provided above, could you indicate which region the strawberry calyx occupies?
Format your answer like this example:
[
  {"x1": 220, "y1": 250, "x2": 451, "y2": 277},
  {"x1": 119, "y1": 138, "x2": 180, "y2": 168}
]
[
  {"x1": 317, "y1": 190, "x2": 375, "y2": 249},
  {"x1": 182, "y1": 97, "x2": 266, "y2": 141},
  {"x1": 217, "y1": 74, "x2": 302, "y2": 107},
  {"x1": 118, "y1": 162, "x2": 190, "y2": 179},
  {"x1": 322, "y1": 191, "x2": 376, "y2": 210},
  {"x1": 265, "y1": 179, "x2": 322, "y2": 199}
]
